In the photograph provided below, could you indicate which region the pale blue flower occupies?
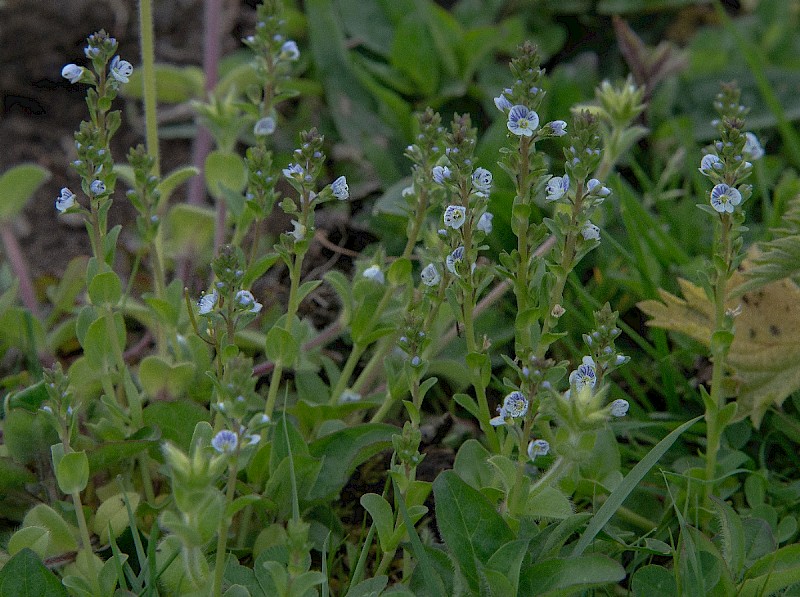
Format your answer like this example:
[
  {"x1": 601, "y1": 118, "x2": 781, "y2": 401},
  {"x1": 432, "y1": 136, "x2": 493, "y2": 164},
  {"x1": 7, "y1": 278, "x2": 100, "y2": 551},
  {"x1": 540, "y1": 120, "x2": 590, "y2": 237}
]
[
  {"x1": 56, "y1": 187, "x2": 76, "y2": 212},
  {"x1": 507, "y1": 105, "x2": 539, "y2": 137},
  {"x1": 494, "y1": 93, "x2": 513, "y2": 112},
  {"x1": 443, "y1": 205, "x2": 466, "y2": 230},
  {"x1": 211, "y1": 430, "x2": 238, "y2": 454},
  {"x1": 549, "y1": 120, "x2": 568, "y2": 137},
  {"x1": 235, "y1": 290, "x2": 262, "y2": 313},
  {"x1": 420, "y1": 263, "x2": 441, "y2": 287},
  {"x1": 699, "y1": 153, "x2": 723, "y2": 175},
  {"x1": 90, "y1": 180, "x2": 106, "y2": 195},
  {"x1": 477, "y1": 212, "x2": 493, "y2": 234},
  {"x1": 198, "y1": 289, "x2": 218, "y2": 315},
  {"x1": 569, "y1": 356, "x2": 596, "y2": 391},
  {"x1": 432, "y1": 165, "x2": 452, "y2": 184},
  {"x1": 710, "y1": 183, "x2": 742, "y2": 214},
  {"x1": 615, "y1": 354, "x2": 630, "y2": 366},
  {"x1": 472, "y1": 167, "x2": 493, "y2": 196},
  {"x1": 446, "y1": 246, "x2": 465, "y2": 275},
  {"x1": 527, "y1": 439, "x2": 550, "y2": 460},
  {"x1": 546, "y1": 175, "x2": 570, "y2": 202},
  {"x1": 109, "y1": 56, "x2": 133, "y2": 84},
  {"x1": 363, "y1": 265, "x2": 385, "y2": 284},
  {"x1": 283, "y1": 163, "x2": 304, "y2": 180},
  {"x1": 61, "y1": 64, "x2": 84, "y2": 84},
  {"x1": 581, "y1": 222, "x2": 600, "y2": 241},
  {"x1": 587, "y1": 178, "x2": 611, "y2": 197},
  {"x1": 490, "y1": 391, "x2": 528, "y2": 425},
  {"x1": 289, "y1": 219, "x2": 305, "y2": 241},
  {"x1": 743, "y1": 132, "x2": 764, "y2": 160},
  {"x1": 331, "y1": 175, "x2": 349, "y2": 200},
  {"x1": 280, "y1": 40, "x2": 300, "y2": 61},
  {"x1": 254, "y1": 116, "x2": 276, "y2": 136},
  {"x1": 610, "y1": 399, "x2": 629, "y2": 417}
]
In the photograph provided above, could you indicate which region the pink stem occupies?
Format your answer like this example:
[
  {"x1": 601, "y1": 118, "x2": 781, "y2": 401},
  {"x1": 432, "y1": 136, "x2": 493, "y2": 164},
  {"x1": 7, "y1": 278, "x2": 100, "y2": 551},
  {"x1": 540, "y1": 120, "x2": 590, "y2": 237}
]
[{"x1": 0, "y1": 222, "x2": 39, "y2": 316}]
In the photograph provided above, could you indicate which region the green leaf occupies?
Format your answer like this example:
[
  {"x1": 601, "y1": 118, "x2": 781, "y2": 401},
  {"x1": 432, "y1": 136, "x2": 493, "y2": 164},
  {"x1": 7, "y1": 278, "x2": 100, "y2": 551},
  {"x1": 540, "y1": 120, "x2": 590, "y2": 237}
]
[
  {"x1": 344, "y1": 576, "x2": 388, "y2": 597},
  {"x1": 157, "y1": 165, "x2": 199, "y2": 204},
  {"x1": 572, "y1": 416, "x2": 702, "y2": 556},
  {"x1": 0, "y1": 164, "x2": 50, "y2": 221},
  {"x1": 465, "y1": 352, "x2": 490, "y2": 388},
  {"x1": 165, "y1": 203, "x2": 215, "y2": 260},
  {"x1": 711, "y1": 496, "x2": 745, "y2": 578},
  {"x1": 11, "y1": 504, "x2": 78, "y2": 558},
  {"x1": 296, "y1": 280, "x2": 323, "y2": 304},
  {"x1": 486, "y1": 539, "x2": 529, "y2": 596},
  {"x1": 92, "y1": 492, "x2": 141, "y2": 544},
  {"x1": 142, "y1": 401, "x2": 210, "y2": 452},
  {"x1": 121, "y1": 63, "x2": 204, "y2": 103},
  {"x1": 453, "y1": 393, "x2": 479, "y2": 419},
  {"x1": 45, "y1": 256, "x2": 88, "y2": 314},
  {"x1": 243, "y1": 253, "x2": 279, "y2": 288},
  {"x1": 138, "y1": 355, "x2": 196, "y2": 399},
  {"x1": 390, "y1": 11, "x2": 439, "y2": 95},
  {"x1": 54, "y1": 450, "x2": 89, "y2": 494},
  {"x1": 631, "y1": 565, "x2": 677, "y2": 597},
  {"x1": 433, "y1": 470, "x2": 514, "y2": 593},
  {"x1": 264, "y1": 326, "x2": 299, "y2": 366},
  {"x1": 0, "y1": 548, "x2": 67, "y2": 597},
  {"x1": 741, "y1": 544, "x2": 800, "y2": 597},
  {"x1": 88, "y1": 270, "x2": 122, "y2": 306},
  {"x1": 308, "y1": 424, "x2": 396, "y2": 499},
  {"x1": 360, "y1": 493, "x2": 395, "y2": 552},
  {"x1": 205, "y1": 150, "x2": 247, "y2": 201},
  {"x1": 387, "y1": 257, "x2": 412, "y2": 286},
  {"x1": 520, "y1": 555, "x2": 626, "y2": 596}
]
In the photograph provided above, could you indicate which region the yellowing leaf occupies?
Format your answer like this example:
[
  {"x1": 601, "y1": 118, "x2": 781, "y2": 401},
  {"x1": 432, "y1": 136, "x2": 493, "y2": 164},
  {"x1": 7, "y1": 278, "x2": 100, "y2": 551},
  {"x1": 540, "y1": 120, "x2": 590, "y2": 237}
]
[{"x1": 638, "y1": 263, "x2": 800, "y2": 427}]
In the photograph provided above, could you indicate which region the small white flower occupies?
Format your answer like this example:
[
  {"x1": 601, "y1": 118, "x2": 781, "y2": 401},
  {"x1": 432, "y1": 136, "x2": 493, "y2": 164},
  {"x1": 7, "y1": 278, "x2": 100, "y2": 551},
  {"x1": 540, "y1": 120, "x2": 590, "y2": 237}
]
[
  {"x1": 339, "y1": 389, "x2": 361, "y2": 404},
  {"x1": 476, "y1": 212, "x2": 493, "y2": 234},
  {"x1": 710, "y1": 183, "x2": 742, "y2": 214},
  {"x1": 501, "y1": 391, "x2": 529, "y2": 419},
  {"x1": 569, "y1": 356, "x2": 597, "y2": 391},
  {"x1": 581, "y1": 222, "x2": 600, "y2": 241},
  {"x1": 443, "y1": 205, "x2": 467, "y2": 230},
  {"x1": 446, "y1": 246, "x2": 465, "y2": 275},
  {"x1": 235, "y1": 290, "x2": 262, "y2": 313},
  {"x1": 61, "y1": 64, "x2": 84, "y2": 84},
  {"x1": 587, "y1": 178, "x2": 611, "y2": 198},
  {"x1": 211, "y1": 430, "x2": 238, "y2": 454},
  {"x1": 507, "y1": 105, "x2": 539, "y2": 137},
  {"x1": 280, "y1": 40, "x2": 300, "y2": 61},
  {"x1": 546, "y1": 175, "x2": 570, "y2": 202},
  {"x1": 288, "y1": 219, "x2": 306, "y2": 242},
  {"x1": 615, "y1": 354, "x2": 630, "y2": 367},
  {"x1": 90, "y1": 179, "x2": 106, "y2": 195},
  {"x1": 420, "y1": 263, "x2": 441, "y2": 287},
  {"x1": 699, "y1": 153, "x2": 723, "y2": 175},
  {"x1": 331, "y1": 176, "x2": 349, "y2": 200},
  {"x1": 432, "y1": 165, "x2": 452, "y2": 184},
  {"x1": 527, "y1": 439, "x2": 550, "y2": 460},
  {"x1": 610, "y1": 399, "x2": 629, "y2": 417},
  {"x1": 198, "y1": 289, "x2": 218, "y2": 315},
  {"x1": 471, "y1": 167, "x2": 493, "y2": 196},
  {"x1": 743, "y1": 132, "x2": 764, "y2": 160},
  {"x1": 109, "y1": 56, "x2": 133, "y2": 84},
  {"x1": 401, "y1": 186, "x2": 414, "y2": 198},
  {"x1": 548, "y1": 120, "x2": 568, "y2": 137},
  {"x1": 494, "y1": 93, "x2": 513, "y2": 112},
  {"x1": 283, "y1": 163, "x2": 304, "y2": 180},
  {"x1": 246, "y1": 434, "x2": 261, "y2": 446},
  {"x1": 56, "y1": 187, "x2": 76, "y2": 212},
  {"x1": 253, "y1": 116, "x2": 276, "y2": 136},
  {"x1": 363, "y1": 265, "x2": 385, "y2": 284}
]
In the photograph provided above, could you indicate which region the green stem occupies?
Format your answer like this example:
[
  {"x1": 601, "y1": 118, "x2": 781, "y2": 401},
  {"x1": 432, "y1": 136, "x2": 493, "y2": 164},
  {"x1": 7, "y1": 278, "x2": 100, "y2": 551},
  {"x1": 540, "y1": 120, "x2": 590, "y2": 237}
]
[
  {"x1": 71, "y1": 491, "x2": 94, "y2": 561},
  {"x1": 703, "y1": 214, "x2": 732, "y2": 509},
  {"x1": 138, "y1": 0, "x2": 160, "y2": 176},
  {"x1": 529, "y1": 456, "x2": 569, "y2": 497},
  {"x1": 213, "y1": 455, "x2": 240, "y2": 597},
  {"x1": 265, "y1": 251, "x2": 305, "y2": 419}
]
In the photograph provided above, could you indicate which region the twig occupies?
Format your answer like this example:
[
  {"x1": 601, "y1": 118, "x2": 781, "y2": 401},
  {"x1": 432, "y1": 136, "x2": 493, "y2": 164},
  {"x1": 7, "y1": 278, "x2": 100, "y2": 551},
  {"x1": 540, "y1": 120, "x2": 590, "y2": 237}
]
[{"x1": 0, "y1": 222, "x2": 39, "y2": 316}]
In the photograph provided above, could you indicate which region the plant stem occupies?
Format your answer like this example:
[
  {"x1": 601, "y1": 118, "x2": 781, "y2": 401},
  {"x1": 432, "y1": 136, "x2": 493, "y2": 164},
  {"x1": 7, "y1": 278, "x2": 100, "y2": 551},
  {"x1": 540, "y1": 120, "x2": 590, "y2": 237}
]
[
  {"x1": 703, "y1": 213, "x2": 732, "y2": 509},
  {"x1": 0, "y1": 223, "x2": 39, "y2": 316},
  {"x1": 213, "y1": 455, "x2": 240, "y2": 597}
]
